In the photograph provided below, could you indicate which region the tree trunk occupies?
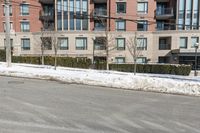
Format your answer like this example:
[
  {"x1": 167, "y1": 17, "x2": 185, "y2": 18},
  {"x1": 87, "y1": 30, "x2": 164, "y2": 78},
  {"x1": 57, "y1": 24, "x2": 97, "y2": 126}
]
[
  {"x1": 41, "y1": 50, "x2": 44, "y2": 65},
  {"x1": 134, "y1": 58, "x2": 137, "y2": 75},
  {"x1": 54, "y1": 52, "x2": 57, "y2": 70}
]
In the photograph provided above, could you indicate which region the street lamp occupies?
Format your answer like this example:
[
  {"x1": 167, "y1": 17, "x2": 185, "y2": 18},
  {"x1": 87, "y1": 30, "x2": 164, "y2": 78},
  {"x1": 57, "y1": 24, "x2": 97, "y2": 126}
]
[{"x1": 194, "y1": 42, "x2": 199, "y2": 76}]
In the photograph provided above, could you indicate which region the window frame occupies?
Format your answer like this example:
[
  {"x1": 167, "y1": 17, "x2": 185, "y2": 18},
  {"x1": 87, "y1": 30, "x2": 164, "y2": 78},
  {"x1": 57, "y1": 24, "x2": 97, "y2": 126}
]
[
  {"x1": 20, "y1": 3, "x2": 29, "y2": 16},
  {"x1": 20, "y1": 21, "x2": 30, "y2": 32},
  {"x1": 76, "y1": 37, "x2": 87, "y2": 50},
  {"x1": 58, "y1": 37, "x2": 69, "y2": 50},
  {"x1": 179, "y1": 37, "x2": 188, "y2": 49},
  {"x1": 21, "y1": 38, "x2": 30, "y2": 50},
  {"x1": 116, "y1": 2, "x2": 126, "y2": 14},
  {"x1": 115, "y1": 57, "x2": 125, "y2": 64},
  {"x1": 137, "y1": 2, "x2": 148, "y2": 14},
  {"x1": 116, "y1": 38, "x2": 125, "y2": 50},
  {"x1": 137, "y1": 38, "x2": 147, "y2": 50},
  {"x1": 115, "y1": 20, "x2": 126, "y2": 31}
]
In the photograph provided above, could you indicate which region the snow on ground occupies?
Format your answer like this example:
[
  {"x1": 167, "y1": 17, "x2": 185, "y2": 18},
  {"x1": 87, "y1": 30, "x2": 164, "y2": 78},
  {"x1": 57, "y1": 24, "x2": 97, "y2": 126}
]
[{"x1": 0, "y1": 62, "x2": 200, "y2": 96}]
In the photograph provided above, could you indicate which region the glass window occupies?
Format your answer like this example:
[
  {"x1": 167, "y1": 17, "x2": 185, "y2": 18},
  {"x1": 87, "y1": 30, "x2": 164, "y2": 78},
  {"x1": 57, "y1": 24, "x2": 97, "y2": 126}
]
[
  {"x1": 115, "y1": 20, "x2": 126, "y2": 31},
  {"x1": 76, "y1": 37, "x2": 87, "y2": 50},
  {"x1": 20, "y1": 4, "x2": 29, "y2": 15},
  {"x1": 3, "y1": 5, "x2": 12, "y2": 16},
  {"x1": 82, "y1": 0, "x2": 88, "y2": 30},
  {"x1": 41, "y1": 37, "x2": 52, "y2": 50},
  {"x1": 137, "y1": 38, "x2": 147, "y2": 50},
  {"x1": 70, "y1": 0, "x2": 74, "y2": 30},
  {"x1": 137, "y1": 20, "x2": 148, "y2": 31},
  {"x1": 94, "y1": 37, "x2": 106, "y2": 50},
  {"x1": 58, "y1": 38, "x2": 68, "y2": 50},
  {"x1": 115, "y1": 57, "x2": 125, "y2": 64},
  {"x1": 180, "y1": 37, "x2": 188, "y2": 48},
  {"x1": 4, "y1": 39, "x2": 13, "y2": 49},
  {"x1": 21, "y1": 38, "x2": 30, "y2": 50},
  {"x1": 116, "y1": 2, "x2": 126, "y2": 13},
  {"x1": 63, "y1": 0, "x2": 68, "y2": 30},
  {"x1": 3, "y1": 22, "x2": 13, "y2": 32},
  {"x1": 191, "y1": 37, "x2": 199, "y2": 48},
  {"x1": 137, "y1": 2, "x2": 148, "y2": 13},
  {"x1": 63, "y1": 0, "x2": 68, "y2": 12},
  {"x1": 82, "y1": 0, "x2": 88, "y2": 12},
  {"x1": 116, "y1": 38, "x2": 125, "y2": 50},
  {"x1": 136, "y1": 57, "x2": 146, "y2": 63},
  {"x1": 20, "y1": 21, "x2": 30, "y2": 32}
]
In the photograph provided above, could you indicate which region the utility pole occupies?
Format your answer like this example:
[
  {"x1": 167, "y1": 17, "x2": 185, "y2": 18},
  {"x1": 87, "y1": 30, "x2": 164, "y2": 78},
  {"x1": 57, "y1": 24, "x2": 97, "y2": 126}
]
[{"x1": 5, "y1": 0, "x2": 11, "y2": 67}]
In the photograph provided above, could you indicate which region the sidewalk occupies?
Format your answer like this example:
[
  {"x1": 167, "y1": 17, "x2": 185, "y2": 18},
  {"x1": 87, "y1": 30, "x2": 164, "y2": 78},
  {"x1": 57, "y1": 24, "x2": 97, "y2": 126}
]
[{"x1": 189, "y1": 70, "x2": 200, "y2": 76}]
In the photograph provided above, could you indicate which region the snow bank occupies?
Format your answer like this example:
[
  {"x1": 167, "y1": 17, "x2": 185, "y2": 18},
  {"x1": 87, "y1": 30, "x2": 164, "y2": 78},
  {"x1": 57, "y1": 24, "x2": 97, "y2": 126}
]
[{"x1": 0, "y1": 62, "x2": 200, "y2": 96}]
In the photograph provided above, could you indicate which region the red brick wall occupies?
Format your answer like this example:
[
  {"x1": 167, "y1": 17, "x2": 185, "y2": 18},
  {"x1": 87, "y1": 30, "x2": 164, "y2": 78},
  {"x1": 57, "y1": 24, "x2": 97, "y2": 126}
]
[{"x1": 0, "y1": 0, "x2": 42, "y2": 32}]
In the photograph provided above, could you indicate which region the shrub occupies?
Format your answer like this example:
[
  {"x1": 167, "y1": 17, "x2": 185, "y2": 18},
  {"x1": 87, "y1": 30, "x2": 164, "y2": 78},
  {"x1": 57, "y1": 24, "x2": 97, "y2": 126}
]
[{"x1": 109, "y1": 64, "x2": 191, "y2": 76}]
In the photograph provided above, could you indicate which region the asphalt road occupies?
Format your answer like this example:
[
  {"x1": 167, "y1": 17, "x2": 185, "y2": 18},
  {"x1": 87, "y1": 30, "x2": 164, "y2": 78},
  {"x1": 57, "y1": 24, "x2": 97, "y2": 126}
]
[{"x1": 0, "y1": 76, "x2": 200, "y2": 133}]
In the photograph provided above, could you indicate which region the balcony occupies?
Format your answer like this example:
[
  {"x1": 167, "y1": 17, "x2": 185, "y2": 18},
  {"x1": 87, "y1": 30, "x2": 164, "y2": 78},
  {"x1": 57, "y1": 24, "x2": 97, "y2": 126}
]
[
  {"x1": 93, "y1": 0, "x2": 107, "y2": 3},
  {"x1": 156, "y1": 8, "x2": 174, "y2": 20},
  {"x1": 156, "y1": 23, "x2": 175, "y2": 30},
  {"x1": 39, "y1": 11, "x2": 54, "y2": 22},
  {"x1": 39, "y1": 0, "x2": 54, "y2": 4},
  {"x1": 93, "y1": 8, "x2": 107, "y2": 17},
  {"x1": 156, "y1": 0, "x2": 169, "y2": 2}
]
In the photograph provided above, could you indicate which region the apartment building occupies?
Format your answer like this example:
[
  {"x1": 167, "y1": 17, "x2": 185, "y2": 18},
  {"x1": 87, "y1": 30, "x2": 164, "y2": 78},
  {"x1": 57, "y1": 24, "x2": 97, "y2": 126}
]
[{"x1": 0, "y1": 0, "x2": 200, "y2": 69}]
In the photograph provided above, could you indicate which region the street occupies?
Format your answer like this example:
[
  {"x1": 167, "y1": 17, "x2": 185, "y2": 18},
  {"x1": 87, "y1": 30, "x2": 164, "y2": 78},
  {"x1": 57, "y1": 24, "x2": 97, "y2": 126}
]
[{"x1": 0, "y1": 76, "x2": 200, "y2": 133}]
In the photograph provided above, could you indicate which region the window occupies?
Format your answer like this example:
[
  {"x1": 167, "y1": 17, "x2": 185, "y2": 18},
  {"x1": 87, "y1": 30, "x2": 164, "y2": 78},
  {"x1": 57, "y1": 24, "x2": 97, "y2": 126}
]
[
  {"x1": 20, "y1": 21, "x2": 30, "y2": 32},
  {"x1": 41, "y1": 37, "x2": 52, "y2": 50},
  {"x1": 137, "y1": 2, "x2": 148, "y2": 14},
  {"x1": 3, "y1": 22, "x2": 13, "y2": 32},
  {"x1": 137, "y1": 38, "x2": 147, "y2": 50},
  {"x1": 116, "y1": 38, "x2": 125, "y2": 50},
  {"x1": 137, "y1": 20, "x2": 148, "y2": 31},
  {"x1": 76, "y1": 37, "x2": 87, "y2": 50},
  {"x1": 159, "y1": 38, "x2": 171, "y2": 50},
  {"x1": 180, "y1": 37, "x2": 188, "y2": 49},
  {"x1": 57, "y1": 0, "x2": 62, "y2": 31},
  {"x1": 191, "y1": 37, "x2": 199, "y2": 48},
  {"x1": 115, "y1": 20, "x2": 126, "y2": 31},
  {"x1": 4, "y1": 39, "x2": 13, "y2": 50},
  {"x1": 3, "y1": 5, "x2": 12, "y2": 16},
  {"x1": 21, "y1": 38, "x2": 30, "y2": 50},
  {"x1": 58, "y1": 38, "x2": 68, "y2": 50},
  {"x1": 115, "y1": 57, "x2": 125, "y2": 64},
  {"x1": 136, "y1": 57, "x2": 146, "y2": 63},
  {"x1": 116, "y1": 2, "x2": 126, "y2": 13},
  {"x1": 20, "y1": 4, "x2": 29, "y2": 15},
  {"x1": 94, "y1": 37, "x2": 106, "y2": 50},
  {"x1": 158, "y1": 56, "x2": 170, "y2": 63}
]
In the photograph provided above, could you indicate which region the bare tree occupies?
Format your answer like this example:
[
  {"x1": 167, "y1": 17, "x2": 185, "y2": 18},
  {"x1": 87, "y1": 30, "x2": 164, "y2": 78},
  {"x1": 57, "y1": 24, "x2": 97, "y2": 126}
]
[
  {"x1": 50, "y1": 31, "x2": 59, "y2": 70},
  {"x1": 93, "y1": 17, "x2": 117, "y2": 70},
  {"x1": 126, "y1": 32, "x2": 143, "y2": 75}
]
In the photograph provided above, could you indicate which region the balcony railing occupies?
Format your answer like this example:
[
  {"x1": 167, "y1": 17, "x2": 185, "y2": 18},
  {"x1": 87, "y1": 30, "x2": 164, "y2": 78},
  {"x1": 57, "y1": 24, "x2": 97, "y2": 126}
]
[
  {"x1": 156, "y1": 8, "x2": 174, "y2": 19},
  {"x1": 39, "y1": 0, "x2": 54, "y2": 4},
  {"x1": 94, "y1": 45, "x2": 106, "y2": 50},
  {"x1": 94, "y1": 26, "x2": 106, "y2": 31},
  {"x1": 39, "y1": 11, "x2": 54, "y2": 21},
  {"x1": 93, "y1": 8, "x2": 107, "y2": 17},
  {"x1": 157, "y1": 23, "x2": 176, "y2": 30}
]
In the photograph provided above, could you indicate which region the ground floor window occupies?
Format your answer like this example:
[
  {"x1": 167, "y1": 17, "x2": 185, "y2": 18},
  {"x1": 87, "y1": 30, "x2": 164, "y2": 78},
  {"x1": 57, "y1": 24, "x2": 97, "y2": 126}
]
[
  {"x1": 115, "y1": 57, "x2": 125, "y2": 64},
  {"x1": 21, "y1": 38, "x2": 30, "y2": 50}
]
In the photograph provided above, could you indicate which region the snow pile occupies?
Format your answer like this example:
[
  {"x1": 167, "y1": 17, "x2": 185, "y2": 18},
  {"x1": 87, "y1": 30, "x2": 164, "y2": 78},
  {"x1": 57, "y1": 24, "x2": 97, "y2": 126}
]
[{"x1": 0, "y1": 62, "x2": 200, "y2": 96}]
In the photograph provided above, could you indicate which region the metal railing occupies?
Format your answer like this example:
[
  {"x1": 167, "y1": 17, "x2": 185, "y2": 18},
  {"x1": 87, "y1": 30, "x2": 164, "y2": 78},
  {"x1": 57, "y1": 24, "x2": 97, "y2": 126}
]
[
  {"x1": 156, "y1": 8, "x2": 173, "y2": 16},
  {"x1": 93, "y1": 8, "x2": 107, "y2": 16}
]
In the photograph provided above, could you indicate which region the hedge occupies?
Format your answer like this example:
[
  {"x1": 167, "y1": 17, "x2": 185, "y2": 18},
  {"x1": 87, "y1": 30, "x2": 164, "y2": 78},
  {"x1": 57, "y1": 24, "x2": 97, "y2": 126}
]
[
  {"x1": 109, "y1": 64, "x2": 191, "y2": 76},
  {"x1": 11, "y1": 56, "x2": 91, "y2": 69},
  {"x1": 0, "y1": 50, "x2": 191, "y2": 75},
  {"x1": 0, "y1": 50, "x2": 6, "y2": 62}
]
